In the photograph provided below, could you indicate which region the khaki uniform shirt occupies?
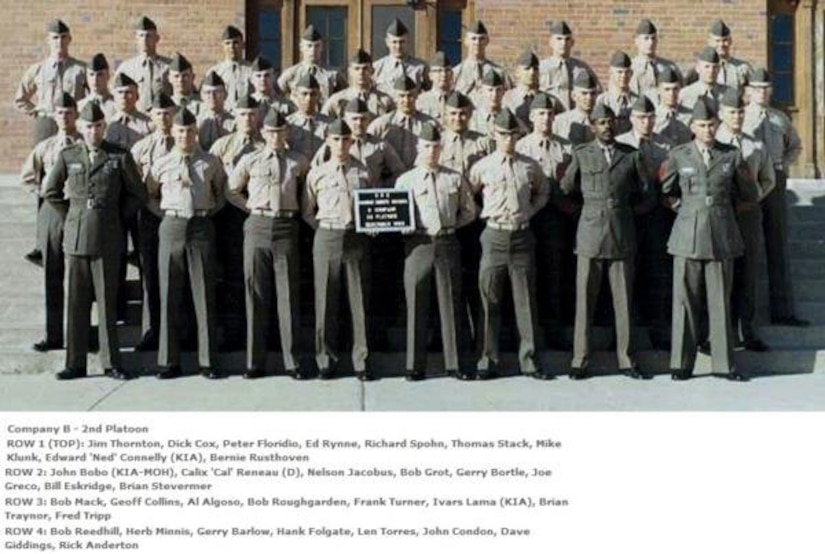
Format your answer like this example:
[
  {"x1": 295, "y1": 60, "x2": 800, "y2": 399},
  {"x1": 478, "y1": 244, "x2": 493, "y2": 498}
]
[
  {"x1": 115, "y1": 54, "x2": 172, "y2": 113},
  {"x1": 21, "y1": 131, "x2": 82, "y2": 196},
  {"x1": 131, "y1": 131, "x2": 175, "y2": 215},
  {"x1": 228, "y1": 146, "x2": 309, "y2": 212},
  {"x1": 205, "y1": 59, "x2": 252, "y2": 110},
  {"x1": 416, "y1": 89, "x2": 453, "y2": 124},
  {"x1": 310, "y1": 135, "x2": 406, "y2": 186},
  {"x1": 453, "y1": 59, "x2": 511, "y2": 104},
  {"x1": 277, "y1": 62, "x2": 344, "y2": 102},
  {"x1": 715, "y1": 126, "x2": 776, "y2": 200},
  {"x1": 678, "y1": 81, "x2": 728, "y2": 112},
  {"x1": 552, "y1": 108, "x2": 594, "y2": 145},
  {"x1": 303, "y1": 158, "x2": 372, "y2": 229},
  {"x1": 372, "y1": 55, "x2": 428, "y2": 95},
  {"x1": 654, "y1": 104, "x2": 693, "y2": 145},
  {"x1": 173, "y1": 92, "x2": 202, "y2": 116},
  {"x1": 629, "y1": 55, "x2": 683, "y2": 99},
  {"x1": 197, "y1": 110, "x2": 237, "y2": 152},
  {"x1": 209, "y1": 132, "x2": 264, "y2": 174},
  {"x1": 15, "y1": 56, "x2": 87, "y2": 117},
  {"x1": 322, "y1": 86, "x2": 395, "y2": 118},
  {"x1": 502, "y1": 87, "x2": 544, "y2": 128},
  {"x1": 468, "y1": 151, "x2": 548, "y2": 227},
  {"x1": 515, "y1": 133, "x2": 570, "y2": 187},
  {"x1": 718, "y1": 57, "x2": 753, "y2": 91},
  {"x1": 367, "y1": 110, "x2": 439, "y2": 168},
  {"x1": 743, "y1": 104, "x2": 802, "y2": 171},
  {"x1": 78, "y1": 93, "x2": 117, "y2": 121},
  {"x1": 439, "y1": 128, "x2": 494, "y2": 174},
  {"x1": 105, "y1": 110, "x2": 153, "y2": 150},
  {"x1": 251, "y1": 90, "x2": 296, "y2": 119},
  {"x1": 147, "y1": 148, "x2": 227, "y2": 217},
  {"x1": 395, "y1": 166, "x2": 478, "y2": 234},
  {"x1": 285, "y1": 111, "x2": 331, "y2": 159},
  {"x1": 538, "y1": 56, "x2": 601, "y2": 111}
]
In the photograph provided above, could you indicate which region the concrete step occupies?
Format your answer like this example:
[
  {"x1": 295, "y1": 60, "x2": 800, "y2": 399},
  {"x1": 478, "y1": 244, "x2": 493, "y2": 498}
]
[{"x1": 786, "y1": 240, "x2": 825, "y2": 259}]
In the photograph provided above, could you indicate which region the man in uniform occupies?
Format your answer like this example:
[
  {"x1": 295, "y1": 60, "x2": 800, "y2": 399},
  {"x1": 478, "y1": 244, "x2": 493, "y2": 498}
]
[
  {"x1": 197, "y1": 71, "x2": 236, "y2": 151},
  {"x1": 130, "y1": 93, "x2": 178, "y2": 352},
  {"x1": 278, "y1": 25, "x2": 344, "y2": 103},
  {"x1": 452, "y1": 21, "x2": 510, "y2": 105},
  {"x1": 617, "y1": 96, "x2": 675, "y2": 349},
  {"x1": 502, "y1": 51, "x2": 543, "y2": 128},
  {"x1": 250, "y1": 55, "x2": 294, "y2": 117},
  {"x1": 105, "y1": 73, "x2": 152, "y2": 150},
  {"x1": 562, "y1": 104, "x2": 652, "y2": 379},
  {"x1": 469, "y1": 109, "x2": 550, "y2": 380},
  {"x1": 470, "y1": 70, "x2": 529, "y2": 138},
  {"x1": 368, "y1": 76, "x2": 439, "y2": 169},
  {"x1": 629, "y1": 18, "x2": 682, "y2": 100},
  {"x1": 210, "y1": 94, "x2": 265, "y2": 351},
  {"x1": 708, "y1": 20, "x2": 753, "y2": 92},
  {"x1": 679, "y1": 47, "x2": 728, "y2": 112},
  {"x1": 596, "y1": 51, "x2": 637, "y2": 135},
  {"x1": 15, "y1": 19, "x2": 87, "y2": 144},
  {"x1": 396, "y1": 124, "x2": 477, "y2": 381},
  {"x1": 205, "y1": 25, "x2": 251, "y2": 111},
  {"x1": 416, "y1": 52, "x2": 455, "y2": 125},
  {"x1": 716, "y1": 89, "x2": 775, "y2": 351},
  {"x1": 553, "y1": 73, "x2": 598, "y2": 145},
  {"x1": 654, "y1": 68, "x2": 693, "y2": 145},
  {"x1": 372, "y1": 19, "x2": 428, "y2": 95},
  {"x1": 78, "y1": 54, "x2": 116, "y2": 121},
  {"x1": 744, "y1": 68, "x2": 807, "y2": 327},
  {"x1": 20, "y1": 93, "x2": 82, "y2": 352},
  {"x1": 539, "y1": 21, "x2": 601, "y2": 112},
  {"x1": 302, "y1": 119, "x2": 375, "y2": 380},
  {"x1": 42, "y1": 101, "x2": 147, "y2": 381},
  {"x1": 147, "y1": 108, "x2": 228, "y2": 379},
  {"x1": 228, "y1": 110, "x2": 310, "y2": 379},
  {"x1": 169, "y1": 53, "x2": 202, "y2": 115},
  {"x1": 115, "y1": 16, "x2": 172, "y2": 113},
  {"x1": 516, "y1": 92, "x2": 572, "y2": 348},
  {"x1": 662, "y1": 99, "x2": 757, "y2": 382},
  {"x1": 322, "y1": 49, "x2": 395, "y2": 119},
  {"x1": 286, "y1": 74, "x2": 331, "y2": 160}
]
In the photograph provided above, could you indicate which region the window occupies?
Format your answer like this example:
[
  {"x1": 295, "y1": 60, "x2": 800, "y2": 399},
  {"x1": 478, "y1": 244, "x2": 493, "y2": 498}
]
[
  {"x1": 371, "y1": 6, "x2": 416, "y2": 59},
  {"x1": 768, "y1": 13, "x2": 794, "y2": 106},
  {"x1": 306, "y1": 6, "x2": 348, "y2": 71},
  {"x1": 439, "y1": 9, "x2": 462, "y2": 64},
  {"x1": 258, "y1": 8, "x2": 282, "y2": 71}
]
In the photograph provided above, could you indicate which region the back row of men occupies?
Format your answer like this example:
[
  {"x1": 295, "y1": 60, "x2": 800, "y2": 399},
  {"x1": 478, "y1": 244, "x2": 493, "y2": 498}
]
[{"x1": 18, "y1": 16, "x2": 803, "y2": 384}]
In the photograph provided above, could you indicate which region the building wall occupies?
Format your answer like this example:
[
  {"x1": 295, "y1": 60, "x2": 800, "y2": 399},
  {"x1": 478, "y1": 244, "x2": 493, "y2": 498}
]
[{"x1": 0, "y1": 1, "x2": 246, "y2": 173}]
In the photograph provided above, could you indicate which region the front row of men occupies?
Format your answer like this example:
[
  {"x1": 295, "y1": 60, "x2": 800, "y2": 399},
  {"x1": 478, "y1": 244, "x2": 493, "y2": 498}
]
[{"x1": 42, "y1": 86, "x2": 767, "y2": 383}]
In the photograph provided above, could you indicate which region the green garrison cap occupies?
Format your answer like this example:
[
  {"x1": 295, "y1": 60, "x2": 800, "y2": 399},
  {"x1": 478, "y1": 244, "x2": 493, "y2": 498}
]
[
  {"x1": 698, "y1": 46, "x2": 720, "y2": 64},
  {"x1": 467, "y1": 21, "x2": 488, "y2": 35},
  {"x1": 419, "y1": 122, "x2": 441, "y2": 142},
  {"x1": 296, "y1": 73, "x2": 320, "y2": 90},
  {"x1": 631, "y1": 96, "x2": 656, "y2": 114},
  {"x1": 393, "y1": 75, "x2": 417, "y2": 91},
  {"x1": 719, "y1": 88, "x2": 745, "y2": 109},
  {"x1": 222, "y1": 25, "x2": 243, "y2": 40},
  {"x1": 709, "y1": 19, "x2": 731, "y2": 38},
  {"x1": 691, "y1": 97, "x2": 717, "y2": 121},
  {"x1": 386, "y1": 18, "x2": 409, "y2": 37},
  {"x1": 47, "y1": 19, "x2": 70, "y2": 34},
  {"x1": 481, "y1": 69, "x2": 505, "y2": 87},
  {"x1": 302, "y1": 24, "x2": 323, "y2": 42},
  {"x1": 350, "y1": 49, "x2": 372, "y2": 65},
  {"x1": 446, "y1": 91, "x2": 472, "y2": 109},
  {"x1": 573, "y1": 72, "x2": 598, "y2": 90},
  {"x1": 610, "y1": 51, "x2": 632, "y2": 69},
  {"x1": 327, "y1": 118, "x2": 352, "y2": 136},
  {"x1": 516, "y1": 50, "x2": 539, "y2": 69},
  {"x1": 659, "y1": 67, "x2": 680, "y2": 84},
  {"x1": 89, "y1": 53, "x2": 108, "y2": 72},
  {"x1": 494, "y1": 109, "x2": 520, "y2": 132},
  {"x1": 79, "y1": 101, "x2": 105, "y2": 123},
  {"x1": 235, "y1": 94, "x2": 260, "y2": 110},
  {"x1": 112, "y1": 73, "x2": 138, "y2": 89},
  {"x1": 636, "y1": 19, "x2": 657, "y2": 35},
  {"x1": 152, "y1": 92, "x2": 176, "y2": 110},
  {"x1": 344, "y1": 97, "x2": 369, "y2": 114},
  {"x1": 549, "y1": 20, "x2": 573, "y2": 36},
  {"x1": 169, "y1": 53, "x2": 192, "y2": 73},
  {"x1": 250, "y1": 55, "x2": 273, "y2": 72},
  {"x1": 54, "y1": 92, "x2": 77, "y2": 110},
  {"x1": 201, "y1": 71, "x2": 226, "y2": 88},
  {"x1": 430, "y1": 51, "x2": 451, "y2": 68},
  {"x1": 263, "y1": 109, "x2": 288, "y2": 129},
  {"x1": 530, "y1": 92, "x2": 555, "y2": 111},
  {"x1": 136, "y1": 16, "x2": 157, "y2": 32},
  {"x1": 590, "y1": 103, "x2": 616, "y2": 121},
  {"x1": 748, "y1": 67, "x2": 771, "y2": 86},
  {"x1": 173, "y1": 107, "x2": 197, "y2": 126}
]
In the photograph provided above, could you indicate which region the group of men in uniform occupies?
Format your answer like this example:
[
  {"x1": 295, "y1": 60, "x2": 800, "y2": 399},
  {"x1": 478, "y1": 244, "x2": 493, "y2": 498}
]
[{"x1": 15, "y1": 15, "x2": 805, "y2": 383}]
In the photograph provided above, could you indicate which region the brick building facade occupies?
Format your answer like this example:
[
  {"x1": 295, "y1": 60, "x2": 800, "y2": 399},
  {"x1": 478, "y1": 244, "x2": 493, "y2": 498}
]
[{"x1": 1, "y1": 0, "x2": 821, "y2": 176}]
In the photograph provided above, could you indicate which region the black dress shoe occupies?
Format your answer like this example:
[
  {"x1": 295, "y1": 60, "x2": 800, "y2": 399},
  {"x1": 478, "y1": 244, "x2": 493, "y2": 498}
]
[
  {"x1": 697, "y1": 340, "x2": 711, "y2": 355},
  {"x1": 446, "y1": 369, "x2": 475, "y2": 381},
  {"x1": 357, "y1": 370, "x2": 377, "y2": 382},
  {"x1": 56, "y1": 367, "x2": 87, "y2": 380},
  {"x1": 201, "y1": 367, "x2": 224, "y2": 380},
  {"x1": 106, "y1": 367, "x2": 135, "y2": 381},
  {"x1": 24, "y1": 248, "x2": 43, "y2": 267},
  {"x1": 134, "y1": 332, "x2": 158, "y2": 352},
  {"x1": 620, "y1": 366, "x2": 652, "y2": 380},
  {"x1": 771, "y1": 315, "x2": 810, "y2": 327},
  {"x1": 243, "y1": 368, "x2": 266, "y2": 380},
  {"x1": 33, "y1": 339, "x2": 62, "y2": 352},
  {"x1": 404, "y1": 370, "x2": 425, "y2": 382},
  {"x1": 671, "y1": 369, "x2": 692, "y2": 381},
  {"x1": 529, "y1": 370, "x2": 555, "y2": 380},
  {"x1": 568, "y1": 367, "x2": 589, "y2": 380},
  {"x1": 727, "y1": 370, "x2": 751, "y2": 382},
  {"x1": 286, "y1": 368, "x2": 309, "y2": 380},
  {"x1": 742, "y1": 338, "x2": 770, "y2": 352},
  {"x1": 475, "y1": 369, "x2": 499, "y2": 381},
  {"x1": 156, "y1": 366, "x2": 183, "y2": 380},
  {"x1": 317, "y1": 367, "x2": 336, "y2": 380}
]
